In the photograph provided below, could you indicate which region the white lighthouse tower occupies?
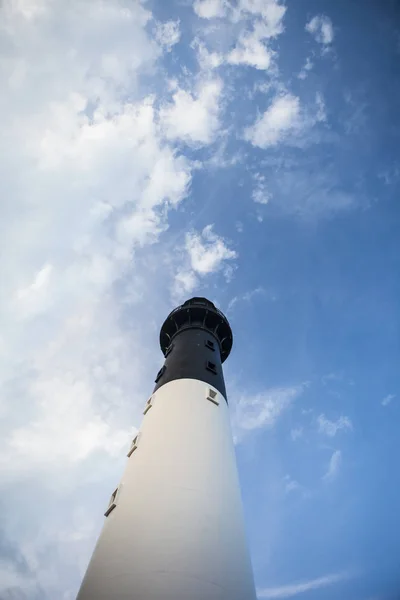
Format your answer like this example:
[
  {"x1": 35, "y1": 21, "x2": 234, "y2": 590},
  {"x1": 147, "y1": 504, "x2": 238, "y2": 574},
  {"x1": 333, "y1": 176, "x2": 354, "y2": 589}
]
[{"x1": 76, "y1": 297, "x2": 257, "y2": 600}]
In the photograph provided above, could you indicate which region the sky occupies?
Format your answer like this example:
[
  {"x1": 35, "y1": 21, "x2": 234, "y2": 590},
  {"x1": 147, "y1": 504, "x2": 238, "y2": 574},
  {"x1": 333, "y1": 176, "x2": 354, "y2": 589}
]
[{"x1": 1, "y1": 0, "x2": 400, "y2": 598}]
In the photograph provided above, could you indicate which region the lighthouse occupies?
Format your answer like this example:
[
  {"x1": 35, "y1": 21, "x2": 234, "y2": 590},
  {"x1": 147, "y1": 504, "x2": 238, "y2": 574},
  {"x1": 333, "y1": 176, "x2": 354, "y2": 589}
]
[{"x1": 76, "y1": 297, "x2": 257, "y2": 600}]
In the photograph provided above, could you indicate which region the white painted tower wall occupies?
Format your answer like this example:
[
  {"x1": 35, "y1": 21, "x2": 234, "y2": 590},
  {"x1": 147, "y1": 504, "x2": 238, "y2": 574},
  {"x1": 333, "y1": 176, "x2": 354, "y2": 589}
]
[{"x1": 77, "y1": 377, "x2": 257, "y2": 600}]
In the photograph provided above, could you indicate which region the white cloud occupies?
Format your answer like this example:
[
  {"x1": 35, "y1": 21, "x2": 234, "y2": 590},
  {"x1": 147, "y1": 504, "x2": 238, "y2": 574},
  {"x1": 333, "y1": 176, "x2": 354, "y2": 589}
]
[
  {"x1": 227, "y1": 30, "x2": 274, "y2": 70},
  {"x1": 290, "y1": 427, "x2": 303, "y2": 441},
  {"x1": 227, "y1": 286, "x2": 267, "y2": 312},
  {"x1": 381, "y1": 393, "x2": 396, "y2": 407},
  {"x1": 205, "y1": 139, "x2": 242, "y2": 169},
  {"x1": 283, "y1": 475, "x2": 301, "y2": 494},
  {"x1": 172, "y1": 225, "x2": 237, "y2": 300},
  {"x1": 160, "y1": 79, "x2": 223, "y2": 145},
  {"x1": 378, "y1": 163, "x2": 400, "y2": 186},
  {"x1": 244, "y1": 94, "x2": 301, "y2": 148},
  {"x1": 227, "y1": 0, "x2": 286, "y2": 70},
  {"x1": 253, "y1": 188, "x2": 269, "y2": 203},
  {"x1": 323, "y1": 450, "x2": 342, "y2": 481},
  {"x1": 258, "y1": 571, "x2": 350, "y2": 598},
  {"x1": 317, "y1": 414, "x2": 352, "y2": 437},
  {"x1": 193, "y1": 0, "x2": 226, "y2": 19},
  {"x1": 0, "y1": 559, "x2": 37, "y2": 596},
  {"x1": 5, "y1": 377, "x2": 134, "y2": 471},
  {"x1": 252, "y1": 172, "x2": 271, "y2": 204},
  {"x1": 17, "y1": 263, "x2": 53, "y2": 295},
  {"x1": 5, "y1": 0, "x2": 48, "y2": 20},
  {"x1": 0, "y1": 1, "x2": 201, "y2": 596},
  {"x1": 194, "y1": 0, "x2": 285, "y2": 71},
  {"x1": 233, "y1": 384, "x2": 307, "y2": 441},
  {"x1": 194, "y1": 0, "x2": 287, "y2": 36},
  {"x1": 190, "y1": 0, "x2": 287, "y2": 82},
  {"x1": 172, "y1": 269, "x2": 199, "y2": 298},
  {"x1": 186, "y1": 225, "x2": 237, "y2": 275},
  {"x1": 154, "y1": 20, "x2": 181, "y2": 51},
  {"x1": 16, "y1": 263, "x2": 53, "y2": 318},
  {"x1": 298, "y1": 56, "x2": 314, "y2": 80},
  {"x1": 315, "y1": 91, "x2": 327, "y2": 122},
  {"x1": 306, "y1": 15, "x2": 334, "y2": 45},
  {"x1": 259, "y1": 166, "x2": 355, "y2": 218},
  {"x1": 193, "y1": 39, "x2": 224, "y2": 70},
  {"x1": 234, "y1": 0, "x2": 286, "y2": 39},
  {"x1": 0, "y1": 0, "x2": 346, "y2": 597}
]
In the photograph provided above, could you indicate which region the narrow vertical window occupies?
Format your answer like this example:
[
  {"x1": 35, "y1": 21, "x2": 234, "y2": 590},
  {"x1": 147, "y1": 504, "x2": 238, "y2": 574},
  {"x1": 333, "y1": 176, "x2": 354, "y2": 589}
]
[
  {"x1": 155, "y1": 365, "x2": 166, "y2": 383},
  {"x1": 205, "y1": 339, "x2": 215, "y2": 351},
  {"x1": 104, "y1": 486, "x2": 120, "y2": 517},
  {"x1": 127, "y1": 433, "x2": 141, "y2": 457},
  {"x1": 206, "y1": 360, "x2": 217, "y2": 375},
  {"x1": 143, "y1": 396, "x2": 154, "y2": 415}
]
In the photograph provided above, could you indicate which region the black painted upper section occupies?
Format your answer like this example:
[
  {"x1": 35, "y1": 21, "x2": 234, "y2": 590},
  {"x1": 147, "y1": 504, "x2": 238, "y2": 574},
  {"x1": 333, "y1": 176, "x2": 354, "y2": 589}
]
[
  {"x1": 159, "y1": 297, "x2": 233, "y2": 362},
  {"x1": 153, "y1": 297, "x2": 233, "y2": 398}
]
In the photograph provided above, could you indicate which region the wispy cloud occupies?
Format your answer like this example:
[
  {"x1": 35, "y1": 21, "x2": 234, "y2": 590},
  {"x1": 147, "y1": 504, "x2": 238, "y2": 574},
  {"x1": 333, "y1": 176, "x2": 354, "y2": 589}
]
[
  {"x1": 257, "y1": 571, "x2": 351, "y2": 598},
  {"x1": 298, "y1": 56, "x2": 314, "y2": 80},
  {"x1": 227, "y1": 286, "x2": 269, "y2": 312},
  {"x1": 233, "y1": 383, "x2": 308, "y2": 441},
  {"x1": 256, "y1": 163, "x2": 355, "y2": 219},
  {"x1": 252, "y1": 173, "x2": 272, "y2": 205},
  {"x1": 305, "y1": 15, "x2": 334, "y2": 46},
  {"x1": 192, "y1": 38, "x2": 224, "y2": 70},
  {"x1": 244, "y1": 94, "x2": 301, "y2": 148},
  {"x1": 290, "y1": 427, "x2": 303, "y2": 441},
  {"x1": 154, "y1": 19, "x2": 181, "y2": 51},
  {"x1": 193, "y1": 0, "x2": 286, "y2": 70},
  {"x1": 283, "y1": 474, "x2": 301, "y2": 494},
  {"x1": 172, "y1": 225, "x2": 237, "y2": 299},
  {"x1": 244, "y1": 90, "x2": 327, "y2": 150},
  {"x1": 317, "y1": 414, "x2": 353, "y2": 437},
  {"x1": 227, "y1": 27, "x2": 274, "y2": 70},
  {"x1": 323, "y1": 450, "x2": 342, "y2": 481},
  {"x1": 381, "y1": 393, "x2": 396, "y2": 407},
  {"x1": 315, "y1": 91, "x2": 327, "y2": 122}
]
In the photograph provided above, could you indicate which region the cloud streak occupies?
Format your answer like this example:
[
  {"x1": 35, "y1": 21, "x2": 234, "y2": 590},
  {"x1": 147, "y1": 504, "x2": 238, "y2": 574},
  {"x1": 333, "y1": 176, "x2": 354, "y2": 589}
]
[
  {"x1": 381, "y1": 393, "x2": 395, "y2": 407},
  {"x1": 323, "y1": 450, "x2": 342, "y2": 481},
  {"x1": 257, "y1": 571, "x2": 351, "y2": 598}
]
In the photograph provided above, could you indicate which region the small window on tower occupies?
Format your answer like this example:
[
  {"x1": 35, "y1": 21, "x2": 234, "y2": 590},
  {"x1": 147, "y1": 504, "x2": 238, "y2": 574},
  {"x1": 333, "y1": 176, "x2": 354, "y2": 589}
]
[
  {"x1": 205, "y1": 339, "x2": 215, "y2": 351},
  {"x1": 155, "y1": 365, "x2": 166, "y2": 383},
  {"x1": 206, "y1": 388, "x2": 219, "y2": 405},
  {"x1": 127, "y1": 433, "x2": 141, "y2": 457},
  {"x1": 104, "y1": 485, "x2": 120, "y2": 517},
  {"x1": 206, "y1": 360, "x2": 217, "y2": 375},
  {"x1": 143, "y1": 396, "x2": 154, "y2": 415},
  {"x1": 165, "y1": 343, "x2": 174, "y2": 357}
]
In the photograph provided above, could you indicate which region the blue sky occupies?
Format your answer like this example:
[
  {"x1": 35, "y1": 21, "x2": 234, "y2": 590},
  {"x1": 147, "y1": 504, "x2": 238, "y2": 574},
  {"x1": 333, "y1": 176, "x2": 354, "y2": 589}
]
[{"x1": 1, "y1": 0, "x2": 400, "y2": 598}]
